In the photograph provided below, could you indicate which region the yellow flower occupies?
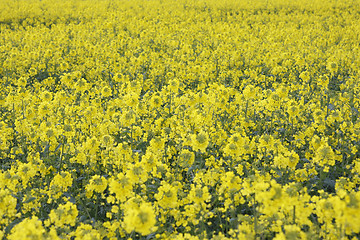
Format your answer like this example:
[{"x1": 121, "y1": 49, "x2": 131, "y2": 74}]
[
  {"x1": 48, "y1": 202, "x2": 78, "y2": 228},
  {"x1": 191, "y1": 130, "x2": 209, "y2": 152},
  {"x1": 243, "y1": 84, "x2": 256, "y2": 99},
  {"x1": 40, "y1": 90, "x2": 53, "y2": 101},
  {"x1": 2, "y1": 0, "x2": 360, "y2": 238},
  {"x1": 75, "y1": 78, "x2": 88, "y2": 93},
  {"x1": 109, "y1": 172, "x2": 133, "y2": 203},
  {"x1": 273, "y1": 150, "x2": 299, "y2": 169},
  {"x1": 141, "y1": 151, "x2": 159, "y2": 170},
  {"x1": 123, "y1": 92, "x2": 139, "y2": 108},
  {"x1": 101, "y1": 85, "x2": 112, "y2": 97},
  {"x1": 17, "y1": 162, "x2": 38, "y2": 186},
  {"x1": 318, "y1": 75, "x2": 329, "y2": 88},
  {"x1": 128, "y1": 162, "x2": 148, "y2": 184},
  {"x1": 168, "y1": 78, "x2": 180, "y2": 92},
  {"x1": 38, "y1": 102, "x2": 51, "y2": 116},
  {"x1": 287, "y1": 151, "x2": 300, "y2": 169},
  {"x1": 313, "y1": 143, "x2": 339, "y2": 167},
  {"x1": 149, "y1": 94, "x2": 163, "y2": 109},
  {"x1": 219, "y1": 171, "x2": 242, "y2": 193},
  {"x1": 62, "y1": 123, "x2": 75, "y2": 139},
  {"x1": 29, "y1": 67, "x2": 37, "y2": 76},
  {"x1": 327, "y1": 61, "x2": 338, "y2": 74},
  {"x1": 101, "y1": 134, "x2": 113, "y2": 148},
  {"x1": 123, "y1": 201, "x2": 157, "y2": 235},
  {"x1": 86, "y1": 175, "x2": 108, "y2": 195},
  {"x1": 299, "y1": 71, "x2": 310, "y2": 82},
  {"x1": 74, "y1": 223, "x2": 101, "y2": 240},
  {"x1": 49, "y1": 172, "x2": 73, "y2": 200},
  {"x1": 70, "y1": 152, "x2": 87, "y2": 165},
  {"x1": 0, "y1": 189, "x2": 17, "y2": 225},
  {"x1": 283, "y1": 224, "x2": 301, "y2": 240},
  {"x1": 84, "y1": 136, "x2": 100, "y2": 155},
  {"x1": 60, "y1": 73, "x2": 72, "y2": 87},
  {"x1": 16, "y1": 77, "x2": 27, "y2": 87},
  {"x1": 155, "y1": 182, "x2": 178, "y2": 209},
  {"x1": 121, "y1": 109, "x2": 136, "y2": 127},
  {"x1": 223, "y1": 142, "x2": 240, "y2": 157},
  {"x1": 8, "y1": 217, "x2": 45, "y2": 240},
  {"x1": 188, "y1": 184, "x2": 210, "y2": 206},
  {"x1": 177, "y1": 149, "x2": 195, "y2": 168}
]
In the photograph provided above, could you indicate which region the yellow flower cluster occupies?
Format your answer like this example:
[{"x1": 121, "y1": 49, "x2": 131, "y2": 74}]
[{"x1": 1, "y1": 0, "x2": 360, "y2": 239}]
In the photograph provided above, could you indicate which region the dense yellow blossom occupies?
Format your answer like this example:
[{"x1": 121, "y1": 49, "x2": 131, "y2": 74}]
[
  {"x1": 155, "y1": 182, "x2": 179, "y2": 209},
  {"x1": 177, "y1": 149, "x2": 195, "y2": 168},
  {"x1": 0, "y1": 189, "x2": 17, "y2": 225},
  {"x1": 49, "y1": 172, "x2": 73, "y2": 200},
  {"x1": 1, "y1": 0, "x2": 360, "y2": 238},
  {"x1": 8, "y1": 217, "x2": 45, "y2": 240},
  {"x1": 73, "y1": 223, "x2": 101, "y2": 240},
  {"x1": 47, "y1": 202, "x2": 78, "y2": 228},
  {"x1": 123, "y1": 200, "x2": 157, "y2": 236}
]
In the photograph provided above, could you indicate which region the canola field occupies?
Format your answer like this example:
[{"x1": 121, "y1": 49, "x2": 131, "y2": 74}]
[{"x1": 1, "y1": 0, "x2": 360, "y2": 239}]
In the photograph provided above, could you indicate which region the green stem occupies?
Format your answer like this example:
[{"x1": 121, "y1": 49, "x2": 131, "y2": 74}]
[
  {"x1": 58, "y1": 136, "x2": 65, "y2": 172},
  {"x1": 253, "y1": 194, "x2": 257, "y2": 239},
  {"x1": 293, "y1": 205, "x2": 296, "y2": 224},
  {"x1": 245, "y1": 100, "x2": 249, "y2": 120}
]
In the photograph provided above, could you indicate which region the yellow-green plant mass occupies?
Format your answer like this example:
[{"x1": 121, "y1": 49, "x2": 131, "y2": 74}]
[{"x1": 1, "y1": 0, "x2": 360, "y2": 239}]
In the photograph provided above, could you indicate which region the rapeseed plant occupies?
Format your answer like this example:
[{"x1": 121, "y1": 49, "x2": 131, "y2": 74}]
[{"x1": 1, "y1": 0, "x2": 360, "y2": 238}]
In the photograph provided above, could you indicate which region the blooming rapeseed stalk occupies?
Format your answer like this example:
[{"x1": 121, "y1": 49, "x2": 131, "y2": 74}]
[
  {"x1": 123, "y1": 200, "x2": 157, "y2": 235},
  {"x1": 47, "y1": 202, "x2": 78, "y2": 228},
  {"x1": 191, "y1": 130, "x2": 209, "y2": 152},
  {"x1": 8, "y1": 217, "x2": 45, "y2": 240},
  {"x1": 177, "y1": 149, "x2": 195, "y2": 168}
]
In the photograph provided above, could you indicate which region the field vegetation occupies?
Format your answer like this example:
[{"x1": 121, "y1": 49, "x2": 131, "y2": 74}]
[{"x1": 1, "y1": 0, "x2": 360, "y2": 239}]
